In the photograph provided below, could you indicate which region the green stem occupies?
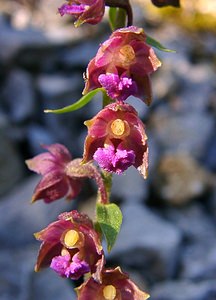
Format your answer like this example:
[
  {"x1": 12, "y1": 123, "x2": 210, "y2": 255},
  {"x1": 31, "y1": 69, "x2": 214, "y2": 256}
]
[
  {"x1": 100, "y1": 93, "x2": 114, "y2": 205},
  {"x1": 115, "y1": 8, "x2": 127, "y2": 29},
  {"x1": 102, "y1": 91, "x2": 114, "y2": 107},
  {"x1": 101, "y1": 170, "x2": 113, "y2": 201}
]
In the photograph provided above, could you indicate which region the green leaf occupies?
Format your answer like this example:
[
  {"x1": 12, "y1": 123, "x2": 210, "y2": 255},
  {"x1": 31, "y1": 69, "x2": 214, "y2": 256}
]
[
  {"x1": 108, "y1": 7, "x2": 126, "y2": 31},
  {"x1": 146, "y1": 35, "x2": 176, "y2": 53},
  {"x1": 109, "y1": 7, "x2": 117, "y2": 31},
  {"x1": 44, "y1": 88, "x2": 104, "y2": 114},
  {"x1": 115, "y1": 8, "x2": 127, "y2": 29},
  {"x1": 96, "y1": 203, "x2": 123, "y2": 252}
]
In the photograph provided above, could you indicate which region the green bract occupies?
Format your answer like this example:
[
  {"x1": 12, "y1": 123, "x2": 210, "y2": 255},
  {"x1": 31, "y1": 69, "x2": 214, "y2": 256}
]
[
  {"x1": 96, "y1": 203, "x2": 123, "y2": 252},
  {"x1": 44, "y1": 88, "x2": 104, "y2": 114},
  {"x1": 146, "y1": 35, "x2": 176, "y2": 52}
]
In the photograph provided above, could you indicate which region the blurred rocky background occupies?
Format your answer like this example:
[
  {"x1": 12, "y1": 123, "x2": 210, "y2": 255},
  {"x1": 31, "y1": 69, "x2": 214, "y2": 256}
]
[{"x1": 0, "y1": 0, "x2": 216, "y2": 299}]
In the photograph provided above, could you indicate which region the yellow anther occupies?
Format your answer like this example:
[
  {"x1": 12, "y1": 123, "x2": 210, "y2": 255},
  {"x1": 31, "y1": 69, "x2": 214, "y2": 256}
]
[
  {"x1": 103, "y1": 285, "x2": 117, "y2": 300},
  {"x1": 111, "y1": 119, "x2": 125, "y2": 136},
  {"x1": 64, "y1": 230, "x2": 79, "y2": 248},
  {"x1": 119, "y1": 45, "x2": 135, "y2": 67}
]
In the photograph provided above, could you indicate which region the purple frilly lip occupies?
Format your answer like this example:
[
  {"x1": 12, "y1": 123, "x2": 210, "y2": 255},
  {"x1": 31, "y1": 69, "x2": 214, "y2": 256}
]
[
  {"x1": 93, "y1": 145, "x2": 135, "y2": 174},
  {"x1": 98, "y1": 73, "x2": 138, "y2": 102},
  {"x1": 50, "y1": 253, "x2": 90, "y2": 279}
]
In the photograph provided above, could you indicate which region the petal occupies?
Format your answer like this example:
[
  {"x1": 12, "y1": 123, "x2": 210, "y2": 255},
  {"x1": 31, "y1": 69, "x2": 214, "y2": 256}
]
[
  {"x1": 67, "y1": 177, "x2": 83, "y2": 199},
  {"x1": 34, "y1": 219, "x2": 72, "y2": 243},
  {"x1": 26, "y1": 153, "x2": 57, "y2": 175},
  {"x1": 95, "y1": 36, "x2": 123, "y2": 67},
  {"x1": 59, "y1": 210, "x2": 93, "y2": 228},
  {"x1": 34, "y1": 219, "x2": 73, "y2": 270},
  {"x1": 82, "y1": 135, "x2": 105, "y2": 163},
  {"x1": 32, "y1": 171, "x2": 69, "y2": 203},
  {"x1": 132, "y1": 74, "x2": 152, "y2": 105},
  {"x1": 58, "y1": 3, "x2": 86, "y2": 16},
  {"x1": 26, "y1": 143, "x2": 72, "y2": 175},
  {"x1": 76, "y1": 0, "x2": 105, "y2": 26},
  {"x1": 137, "y1": 143, "x2": 149, "y2": 179},
  {"x1": 83, "y1": 58, "x2": 106, "y2": 94},
  {"x1": 85, "y1": 116, "x2": 108, "y2": 138},
  {"x1": 42, "y1": 143, "x2": 72, "y2": 164},
  {"x1": 35, "y1": 242, "x2": 63, "y2": 271}
]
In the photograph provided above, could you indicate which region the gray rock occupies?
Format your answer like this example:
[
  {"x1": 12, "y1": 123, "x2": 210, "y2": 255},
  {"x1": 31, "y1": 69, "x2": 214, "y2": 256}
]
[
  {"x1": 0, "y1": 176, "x2": 74, "y2": 248},
  {"x1": 109, "y1": 203, "x2": 182, "y2": 281},
  {"x1": 32, "y1": 268, "x2": 76, "y2": 300},
  {"x1": 0, "y1": 15, "x2": 47, "y2": 63},
  {"x1": 147, "y1": 130, "x2": 161, "y2": 173},
  {"x1": 127, "y1": 95, "x2": 150, "y2": 119},
  {"x1": 59, "y1": 41, "x2": 99, "y2": 69},
  {"x1": 204, "y1": 129, "x2": 216, "y2": 172},
  {"x1": 165, "y1": 204, "x2": 216, "y2": 242},
  {"x1": 209, "y1": 187, "x2": 216, "y2": 219},
  {"x1": 178, "y1": 63, "x2": 215, "y2": 113},
  {"x1": 0, "y1": 247, "x2": 36, "y2": 300},
  {"x1": 0, "y1": 129, "x2": 24, "y2": 196},
  {"x1": 154, "y1": 153, "x2": 213, "y2": 205},
  {"x1": 150, "y1": 280, "x2": 216, "y2": 300},
  {"x1": 36, "y1": 73, "x2": 82, "y2": 101},
  {"x1": 181, "y1": 242, "x2": 216, "y2": 280},
  {"x1": 164, "y1": 204, "x2": 216, "y2": 280},
  {"x1": 112, "y1": 167, "x2": 149, "y2": 203},
  {"x1": 26, "y1": 124, "x2": 56, "y2": 155},
  {"x1": 0, "y1": 247, "x2": 76, "y2": 300},
  {"x1": 150, "y1": 110, "x2": 214, "y2": 159},
  {"x1": 167, "y1": 58, "x2": 215, "y2": 113},
  {"x1": 36, "y1": 73, "x2": 85, "y2": 153},
  {"x1": 2, "y1": 69, "x2": 35, "y2": 122},
  {"x1": 152, "y1": 63, "x2": 179, "y2": 101}
]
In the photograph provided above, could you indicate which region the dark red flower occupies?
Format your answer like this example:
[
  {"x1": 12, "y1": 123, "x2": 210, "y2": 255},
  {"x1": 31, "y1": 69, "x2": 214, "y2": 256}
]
[
  {"x1": 26, "y1": 144, "x2": 82, "y2": 203},
  {"x1": 76, "y1": 266, "x2": 150, "y2": 299},
  {"x1": 82, "y1": 102, "x2": 148, "y2": 178},
  {"x1": 84, "y1": 26, "x2": 161, "y2": 104},
  {"x1": 34, "y1": 210, "x2": 104, "y2": 282}
]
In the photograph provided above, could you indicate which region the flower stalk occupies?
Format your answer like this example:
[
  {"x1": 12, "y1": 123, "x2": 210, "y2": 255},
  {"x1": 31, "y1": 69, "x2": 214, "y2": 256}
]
[{"x1": 24, "y1": 0, "x2": 180, "y2": 298}]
